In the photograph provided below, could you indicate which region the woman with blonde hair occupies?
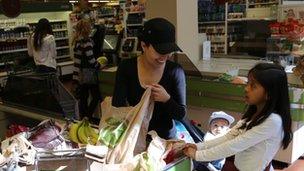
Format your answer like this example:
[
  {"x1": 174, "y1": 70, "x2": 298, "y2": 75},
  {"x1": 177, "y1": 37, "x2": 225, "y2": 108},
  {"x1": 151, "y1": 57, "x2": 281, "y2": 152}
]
[{"x1": 73, "y1": 19, "x2": 100, "y2": 120}]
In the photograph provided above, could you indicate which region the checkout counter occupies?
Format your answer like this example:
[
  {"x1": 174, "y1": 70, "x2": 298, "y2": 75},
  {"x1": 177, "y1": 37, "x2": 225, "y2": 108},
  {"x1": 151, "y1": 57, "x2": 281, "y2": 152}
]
[
  {"x1": 98, "y1": 55, "x2": 304, "y2": 164},
  {"x1": 0, "y1": 55, "x2": 304, "y2": 168},
  {"x1": 0, "y1": 72, "x2": 192, "y2": 170}
]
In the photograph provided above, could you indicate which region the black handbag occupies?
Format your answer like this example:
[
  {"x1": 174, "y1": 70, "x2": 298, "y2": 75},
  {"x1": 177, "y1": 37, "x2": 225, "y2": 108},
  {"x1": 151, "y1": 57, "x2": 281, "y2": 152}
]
[{"x1": 80, "y1": 68, "x2": 98, "y2": 84}]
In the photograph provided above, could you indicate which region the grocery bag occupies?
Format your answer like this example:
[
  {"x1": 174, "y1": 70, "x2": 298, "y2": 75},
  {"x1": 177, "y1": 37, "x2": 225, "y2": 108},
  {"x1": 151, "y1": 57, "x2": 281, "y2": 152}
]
[{"x1": 99, "y1": 87, "x2": 154, "y2": 164}]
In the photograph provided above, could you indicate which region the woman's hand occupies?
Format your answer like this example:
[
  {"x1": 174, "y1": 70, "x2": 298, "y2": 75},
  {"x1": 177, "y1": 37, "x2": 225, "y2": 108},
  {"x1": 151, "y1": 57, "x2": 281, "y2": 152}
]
[
  {"x1": 183, "y1": 146, "x2": 197, "y2": 159},
  {"x1": 151, "y1": 84, "x2": 170, "y2": 102}
]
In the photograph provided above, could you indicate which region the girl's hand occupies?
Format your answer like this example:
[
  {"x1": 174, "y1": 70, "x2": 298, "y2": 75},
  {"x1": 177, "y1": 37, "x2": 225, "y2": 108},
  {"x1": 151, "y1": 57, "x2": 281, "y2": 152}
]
[
  {"x1": 185, "y1": 143, "x2": 197, "y2": 150},
  {"x1": 151, "y1": 84, "x2": 170, "y2": 102},
  {"x1": 183, "y1": 146, "x2": 197, "y2": 159}
]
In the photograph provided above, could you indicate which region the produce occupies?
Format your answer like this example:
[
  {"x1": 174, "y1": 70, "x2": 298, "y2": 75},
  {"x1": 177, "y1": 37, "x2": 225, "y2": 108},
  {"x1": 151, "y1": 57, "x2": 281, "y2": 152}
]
[
  {"x1": 77, "y1": 121, "x2": 88, "y2": 144},
  {"x1": 98, "y1": 117, "x2": 128, "y2": 148},
  {"x1": 69, "y1": 122, "x2": 81, "y2": 143},
  {"x1": 68, "y1": 118, "x2": 99, "y2": 145},
  {"x1": 84, "y1": 122, "x2": 99, "y2": 145},
  {"x1": 97, "y1": 56, "x2": 108, "y2": 65}
]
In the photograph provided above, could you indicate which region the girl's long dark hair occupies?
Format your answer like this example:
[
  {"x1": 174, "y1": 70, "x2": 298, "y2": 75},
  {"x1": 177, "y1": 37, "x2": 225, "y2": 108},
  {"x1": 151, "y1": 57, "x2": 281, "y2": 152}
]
[
  {"x1": 241, "y1": 63, "x2": 292, "y2": 149},
  {"x1": 33, "y1": 18, "x2": 53, "y2": 51}
]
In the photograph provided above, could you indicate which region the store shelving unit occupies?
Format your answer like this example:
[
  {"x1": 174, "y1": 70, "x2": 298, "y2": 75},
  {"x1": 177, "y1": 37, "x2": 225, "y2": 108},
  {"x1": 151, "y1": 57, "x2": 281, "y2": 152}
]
[
  {"x1": 28, "y1": 20, "x2": 71, "y2": 63},
  {"x1": 120, "y1": 4, "x2": 145, "y2": 58},
  {"x1": 198, "y1": 0, "x2": 280, "y2": 56},
  {"x1": 0, "y1": 19, "x2": 73, "y2": 76}
]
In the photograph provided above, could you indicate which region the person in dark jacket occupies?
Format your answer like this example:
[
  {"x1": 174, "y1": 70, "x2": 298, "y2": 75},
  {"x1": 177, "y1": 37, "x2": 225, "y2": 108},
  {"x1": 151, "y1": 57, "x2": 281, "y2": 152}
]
[{"x1": 112, "y1": 18, "x2": 186, "y2": 139}]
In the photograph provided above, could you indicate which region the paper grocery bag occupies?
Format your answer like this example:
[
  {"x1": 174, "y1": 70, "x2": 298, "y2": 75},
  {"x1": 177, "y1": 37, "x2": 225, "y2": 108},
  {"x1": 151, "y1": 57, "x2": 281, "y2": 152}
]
[{"x1": 99, "y1": 88, "x2": 154, "y2": 164}]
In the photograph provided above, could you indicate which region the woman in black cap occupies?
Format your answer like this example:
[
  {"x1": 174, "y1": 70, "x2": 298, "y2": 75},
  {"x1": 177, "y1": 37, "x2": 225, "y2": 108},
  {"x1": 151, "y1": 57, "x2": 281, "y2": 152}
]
[{"x1": 112, "y1": 18, "x2": 186, "y2": 139}]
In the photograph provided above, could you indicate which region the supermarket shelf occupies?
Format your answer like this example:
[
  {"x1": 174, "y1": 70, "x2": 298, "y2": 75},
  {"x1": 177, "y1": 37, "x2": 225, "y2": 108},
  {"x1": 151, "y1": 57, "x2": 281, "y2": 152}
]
[
  {"x1": 99, "y1": 13, "x2": 115, "y2": 17},
  {"x1": 128, "y1": 11, "x2": 145, "y2": 14},
  {"x1": 56, "y1": 46, "x2": 69, "y2": 50},
  {"x1": 0, "y1": 37, "x2": 28, "y2": 41},
  {"x1": 198, "y1": 21, "x2": 225, "y2": 24},
  {"x1": 55, "y1": 37, "x2": 69, "y2": 41},
  {"x1": 56, "y1": 55, "x2": 70, "y2": 59},
  {"x1": 0, "y1": 48, "x2": 28, "y2": 54},
  {"x1": 126, "y1": 24, "x2": 143, "y2": 26},
  {"x1": 211, "y1": 41, "x2": 225, "y2": 43},
  {"x1": 0, "y1": 35, "x2": 67, "y2": 42},
  {"x1": 57, "y1": 60, "x2": 74, "y2": 66},
  {"x1": 205, "y1": 33, "x2": 226, "y2": 35},
  {"x1": 227, "y1": 18, "x2": 277, "y2": 22},
  {"x1": 28, "y1": 20, "x2": 66, "y2": 24},
  {"x1": 248, "y1": 2, "x2": 278, "y2": 5},
  {"x1": 53, "y1": 29, "x2": 67, "y2": 32},
  {"x1": 0, "y1": 45, "x2": 69, "y2": 55}
]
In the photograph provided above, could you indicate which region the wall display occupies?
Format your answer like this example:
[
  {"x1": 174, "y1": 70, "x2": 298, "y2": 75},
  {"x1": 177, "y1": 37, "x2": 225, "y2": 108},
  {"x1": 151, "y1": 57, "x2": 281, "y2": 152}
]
[{"x1": 198, "y1": 0, "x2": 280, "y2": 56}]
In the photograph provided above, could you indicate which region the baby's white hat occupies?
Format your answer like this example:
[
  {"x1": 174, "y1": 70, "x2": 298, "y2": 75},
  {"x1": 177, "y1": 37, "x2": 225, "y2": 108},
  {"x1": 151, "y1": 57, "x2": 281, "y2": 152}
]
[{"x1": 209, "y1": 111, "x2": 235, "y2": 126}]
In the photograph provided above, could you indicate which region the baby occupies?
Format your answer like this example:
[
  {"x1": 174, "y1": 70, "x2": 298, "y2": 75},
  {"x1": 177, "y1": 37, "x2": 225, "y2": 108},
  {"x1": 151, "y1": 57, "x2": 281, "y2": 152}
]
[{"x1": 204, "y1": 111, "x2": 235, "y2": 171}]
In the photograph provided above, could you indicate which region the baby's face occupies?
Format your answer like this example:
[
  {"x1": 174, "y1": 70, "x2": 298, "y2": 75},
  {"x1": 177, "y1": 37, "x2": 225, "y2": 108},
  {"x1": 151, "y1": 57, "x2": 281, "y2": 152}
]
[{"x1": 210, "y1": 118, "x2": 230, "y2": 136}]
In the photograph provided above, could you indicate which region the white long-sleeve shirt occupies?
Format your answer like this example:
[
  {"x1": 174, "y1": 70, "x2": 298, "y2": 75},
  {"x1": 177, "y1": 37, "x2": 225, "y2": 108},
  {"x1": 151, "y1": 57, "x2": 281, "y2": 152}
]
[
  {"x1": 27, "y1": 34, "x2": 57, "y2": 69},
  {"x1": 195, "y1": 113, "x2": 284, "y2": 171}
]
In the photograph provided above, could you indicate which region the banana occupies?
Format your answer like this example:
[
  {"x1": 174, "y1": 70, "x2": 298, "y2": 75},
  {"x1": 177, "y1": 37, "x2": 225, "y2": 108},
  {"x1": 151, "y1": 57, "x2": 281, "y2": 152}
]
[
  {"x1": 77, "y1": 121, "x2": 89, "y2": 144},
  {"x1": 69, "y1": 122, "x2": 81, "y2": 143},
  {"x1": 83, "y1": 121, "x2": 99, "y2": 145}
]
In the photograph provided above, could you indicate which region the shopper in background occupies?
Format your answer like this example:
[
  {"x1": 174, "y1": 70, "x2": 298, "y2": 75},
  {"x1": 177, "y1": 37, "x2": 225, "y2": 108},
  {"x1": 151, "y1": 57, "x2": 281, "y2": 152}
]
[
  {"x1": 184, "y1": 63, "x2": 292, "y2": 171},
  {"x1": 27, "y1": 18, "x2": 57, "y2": 73},
  {"x1": 112, "y1": 18, "x2": 186, "y2": 139},
  {"x1": 72, "y1": 19, "x2": 100, "y2": 121}
]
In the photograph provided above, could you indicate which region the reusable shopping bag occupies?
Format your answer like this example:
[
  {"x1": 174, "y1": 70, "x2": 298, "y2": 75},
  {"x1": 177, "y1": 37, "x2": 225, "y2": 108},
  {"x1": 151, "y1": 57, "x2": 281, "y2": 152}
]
[{"x1": 98, "y1": 87, "x2": 154, "y2": 164}]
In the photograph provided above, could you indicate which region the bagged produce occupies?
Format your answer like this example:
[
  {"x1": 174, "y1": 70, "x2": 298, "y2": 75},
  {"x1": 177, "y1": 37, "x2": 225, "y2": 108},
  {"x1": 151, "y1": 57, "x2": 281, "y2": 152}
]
[
  {"x1": 99, "y1": 87, "x2": 154, "y2": 164},
  {"x1": 28, "y1": 119, "x2": 64, "y2": 150}
]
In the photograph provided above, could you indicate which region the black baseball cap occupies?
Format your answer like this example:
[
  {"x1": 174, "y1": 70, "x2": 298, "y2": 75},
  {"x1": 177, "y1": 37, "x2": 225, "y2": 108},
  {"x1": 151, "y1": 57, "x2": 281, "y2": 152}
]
[{"x1": 138, "y1": 18, "x2": 182, "y2": 55}]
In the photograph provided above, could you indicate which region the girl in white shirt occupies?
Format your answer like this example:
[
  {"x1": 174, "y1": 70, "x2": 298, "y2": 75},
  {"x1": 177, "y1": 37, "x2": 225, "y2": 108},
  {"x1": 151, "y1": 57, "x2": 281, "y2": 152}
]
[
  {"x1": 28, "y1": 18, "x2": 57, "y2": 73},
  {"x1": 184, "y1": 63, "x2": 292, "y2": 171}
]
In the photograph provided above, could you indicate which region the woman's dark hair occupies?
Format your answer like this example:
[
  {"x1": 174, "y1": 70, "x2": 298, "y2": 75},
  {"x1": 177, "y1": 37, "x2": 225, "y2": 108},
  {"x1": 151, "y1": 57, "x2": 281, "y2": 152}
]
[
  {"x1": 241, "y1": 63, "x2": 292, "y2": 149},
  {"x1": 33, "y1": 18, "x2": 53, "y2": 51},
  {"x1": 137, "y1": 27, "x2": 150, "y2": 49}
]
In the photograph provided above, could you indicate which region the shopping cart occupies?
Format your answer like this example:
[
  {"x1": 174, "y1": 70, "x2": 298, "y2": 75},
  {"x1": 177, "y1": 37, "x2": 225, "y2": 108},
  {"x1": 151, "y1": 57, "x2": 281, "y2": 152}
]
[{"x1": 1, "y1": 72, "x2": 79, "y2": 119}]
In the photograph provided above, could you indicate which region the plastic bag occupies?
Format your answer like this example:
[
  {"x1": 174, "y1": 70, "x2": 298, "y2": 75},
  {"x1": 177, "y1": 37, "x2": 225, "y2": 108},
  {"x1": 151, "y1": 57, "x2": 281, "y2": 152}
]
[
  {"x1": 28, "y1": 119, "x2": 64, "y2": 150},
  {"x1": 99, "y1": 87, "x2": 154, "y2": 164}
]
